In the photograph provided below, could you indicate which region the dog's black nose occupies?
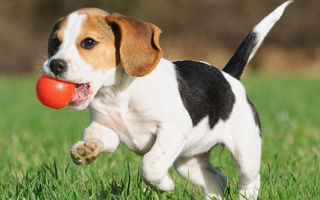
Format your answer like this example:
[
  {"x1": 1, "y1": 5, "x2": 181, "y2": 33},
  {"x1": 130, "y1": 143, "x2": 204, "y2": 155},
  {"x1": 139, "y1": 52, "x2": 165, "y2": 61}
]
[{"x1": 49, "y1": 59, "x2": 68, "y2": 77}]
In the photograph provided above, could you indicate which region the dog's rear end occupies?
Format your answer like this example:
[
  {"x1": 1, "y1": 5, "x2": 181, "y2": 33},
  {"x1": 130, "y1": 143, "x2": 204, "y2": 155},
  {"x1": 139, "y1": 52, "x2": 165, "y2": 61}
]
[{"x1": 174, "y1": 3, "x2": 292, "y2": 199}]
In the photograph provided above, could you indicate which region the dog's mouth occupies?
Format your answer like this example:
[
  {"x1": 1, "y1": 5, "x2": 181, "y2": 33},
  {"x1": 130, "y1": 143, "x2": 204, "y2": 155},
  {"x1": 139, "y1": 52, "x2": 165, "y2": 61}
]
[{"x1": 69, "y1": 83, "x2": 91, "y2": 105}]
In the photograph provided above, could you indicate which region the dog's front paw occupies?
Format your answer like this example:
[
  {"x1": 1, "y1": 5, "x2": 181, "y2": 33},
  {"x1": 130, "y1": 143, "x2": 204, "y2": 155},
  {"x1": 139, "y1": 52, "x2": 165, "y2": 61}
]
[
  {"x1": 70, "y1": 139, "x2": 103, "y2": 165},
  {"x1": 143, "y1": 173, "x2": 175, "y2": 192},
  {"x1": 157, "y1": 173, "x2": 175, "y2": 192}
]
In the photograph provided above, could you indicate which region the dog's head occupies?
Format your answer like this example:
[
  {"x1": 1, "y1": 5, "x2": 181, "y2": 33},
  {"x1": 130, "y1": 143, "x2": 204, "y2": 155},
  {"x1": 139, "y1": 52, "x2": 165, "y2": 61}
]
[{"x1": 41, "y1": 8, "x2": 162, "y2": 110}]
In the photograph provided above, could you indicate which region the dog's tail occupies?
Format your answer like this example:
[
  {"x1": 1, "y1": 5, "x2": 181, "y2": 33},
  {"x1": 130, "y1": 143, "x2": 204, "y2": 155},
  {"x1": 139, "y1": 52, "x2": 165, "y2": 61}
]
[{"x1": 222, "y1": 1, "x2": 292, "y2": 80}]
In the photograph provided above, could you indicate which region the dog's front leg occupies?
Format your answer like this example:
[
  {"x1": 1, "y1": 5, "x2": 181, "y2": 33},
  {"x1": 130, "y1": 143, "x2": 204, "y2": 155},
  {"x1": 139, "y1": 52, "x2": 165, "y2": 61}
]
[
  {"x1": 141, "y1": 124, "x2": 189, "y2": 192},
  {"x1": 70, "y1": 122, "x2": 120, "y2": 165}
]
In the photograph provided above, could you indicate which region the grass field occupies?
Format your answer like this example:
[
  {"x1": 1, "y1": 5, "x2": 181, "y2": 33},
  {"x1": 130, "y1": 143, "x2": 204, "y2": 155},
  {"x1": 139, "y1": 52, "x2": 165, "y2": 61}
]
[{"x1": 0, "y1": 73, "x2": 319, "y2": 199}]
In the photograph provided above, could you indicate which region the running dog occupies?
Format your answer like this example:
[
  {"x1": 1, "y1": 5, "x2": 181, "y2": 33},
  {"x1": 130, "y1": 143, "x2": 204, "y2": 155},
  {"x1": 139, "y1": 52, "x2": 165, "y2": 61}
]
[{"x1": 41, "y1": 1, "x2": 292, "y2": 199}]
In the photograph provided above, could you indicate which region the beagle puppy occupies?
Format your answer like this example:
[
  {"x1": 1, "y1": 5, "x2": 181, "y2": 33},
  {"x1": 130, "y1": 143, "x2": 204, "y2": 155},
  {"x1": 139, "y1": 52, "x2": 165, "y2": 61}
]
[{"x1": 41, "y1": 1, "x2": 292, "y2": 199}]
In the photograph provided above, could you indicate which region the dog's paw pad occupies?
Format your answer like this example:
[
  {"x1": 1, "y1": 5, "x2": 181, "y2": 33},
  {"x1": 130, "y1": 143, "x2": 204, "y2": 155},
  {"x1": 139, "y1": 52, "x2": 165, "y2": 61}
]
[
  {"x1": 77, "y1": 147, "x2": 87, "y2": 156},
  {"x1": 70, "y1": 140, "x2": 103, "y2": 165},
  {"x1": 85, "y1": 142, "x2": 98, "y2": 152}
]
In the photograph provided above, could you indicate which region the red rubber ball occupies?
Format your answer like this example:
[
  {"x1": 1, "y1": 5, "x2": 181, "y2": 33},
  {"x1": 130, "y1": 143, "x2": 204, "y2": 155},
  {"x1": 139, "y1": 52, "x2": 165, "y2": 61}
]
[{"x1": 36, "y1": 74, "x2": 75, "y2": 109}]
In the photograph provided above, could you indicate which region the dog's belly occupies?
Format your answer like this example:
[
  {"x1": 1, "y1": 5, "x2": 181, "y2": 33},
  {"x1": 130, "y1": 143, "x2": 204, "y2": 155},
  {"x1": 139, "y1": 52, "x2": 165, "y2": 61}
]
[
  {"x1": 180, "y1": 117, "x2": 229, "y2": 157},
  {"x1": 100, "y1": 113, "x2": 158, "y2": 155},
  {"x1": 118, "y1": 128, "x2": 157, "y2": 156}
]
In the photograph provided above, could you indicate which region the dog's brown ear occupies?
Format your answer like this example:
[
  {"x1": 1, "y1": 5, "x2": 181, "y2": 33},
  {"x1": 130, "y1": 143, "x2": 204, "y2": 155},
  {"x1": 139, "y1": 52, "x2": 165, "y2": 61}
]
[{"x1": 106, "y1": 13, "x2": 162, "y2": 77}]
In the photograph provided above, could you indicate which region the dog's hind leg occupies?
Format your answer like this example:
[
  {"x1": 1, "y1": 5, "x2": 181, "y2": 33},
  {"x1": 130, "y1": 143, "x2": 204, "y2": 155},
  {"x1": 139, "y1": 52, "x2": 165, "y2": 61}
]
[
  {"x1": 226, "y1": 125, "x2": 262, "y2": 200},
  {"x1": 174, "y1": 151, "x2": 227, "y2": 200}
]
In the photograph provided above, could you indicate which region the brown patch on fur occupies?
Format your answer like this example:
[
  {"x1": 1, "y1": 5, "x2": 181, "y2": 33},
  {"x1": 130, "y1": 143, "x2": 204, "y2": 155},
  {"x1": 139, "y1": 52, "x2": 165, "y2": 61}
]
[
  {"x1": 106, "y1": 13, "x2": 162, "y2": 77},
  {"x1": 47, "y1": 17, "x2": 67, "y2": 58},
  {"x1": 75, "y1": 8, "x2": 119, "y2": 71},
  {"x1": 76, "y1": 8, "x2": 109, "y2": 16}
]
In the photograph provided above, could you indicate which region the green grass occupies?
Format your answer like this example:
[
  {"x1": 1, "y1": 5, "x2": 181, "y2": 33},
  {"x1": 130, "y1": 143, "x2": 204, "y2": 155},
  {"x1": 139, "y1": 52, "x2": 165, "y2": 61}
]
[{"x1": 0, "y1": 73, "x2": 319, "y2": 199}]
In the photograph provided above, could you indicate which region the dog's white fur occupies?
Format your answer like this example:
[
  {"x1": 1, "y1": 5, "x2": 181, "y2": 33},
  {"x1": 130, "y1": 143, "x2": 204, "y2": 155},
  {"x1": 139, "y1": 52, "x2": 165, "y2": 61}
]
[{"x1": 41, "y1": 1, "x2": 292, "y2": 199}]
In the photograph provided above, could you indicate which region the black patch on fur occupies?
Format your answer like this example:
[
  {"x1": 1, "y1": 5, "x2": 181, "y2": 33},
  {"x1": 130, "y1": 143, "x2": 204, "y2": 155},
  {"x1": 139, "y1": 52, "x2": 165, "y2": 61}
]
[
  {"x1": 246, "y1": 95, "x2": 261, "y2": 137},
  {"x1": 174, "y1": 60, "x2": 235, "y2": 128},
  {"x1": 223, "y1": 31, "x2": 258, "y2": 80}
]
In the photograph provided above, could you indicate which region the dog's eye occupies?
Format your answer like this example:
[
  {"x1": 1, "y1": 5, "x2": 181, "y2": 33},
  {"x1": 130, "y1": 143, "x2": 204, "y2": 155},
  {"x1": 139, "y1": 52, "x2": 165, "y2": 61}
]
[
  {"x1": 52, "y1": 38, "x2": 61, "y2": 50},
  {"x1": 81, "y1": 38, "x2": 98, "y2": 49}
]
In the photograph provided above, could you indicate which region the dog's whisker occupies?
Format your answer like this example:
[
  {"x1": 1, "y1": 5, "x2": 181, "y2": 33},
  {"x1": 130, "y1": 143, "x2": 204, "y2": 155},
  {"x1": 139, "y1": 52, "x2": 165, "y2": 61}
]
[{"x1": 29, "y1": 54, "x2": 48, "y2": 61}]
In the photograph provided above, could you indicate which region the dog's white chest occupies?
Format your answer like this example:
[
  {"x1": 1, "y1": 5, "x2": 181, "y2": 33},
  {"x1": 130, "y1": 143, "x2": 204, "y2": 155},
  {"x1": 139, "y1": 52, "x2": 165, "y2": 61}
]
[
  {"x1": 90, "y1": 98, "x2": 158, "y2": 155},
  {"x1": 114, "y1": 114, "x2": 157, "y2": 155}
]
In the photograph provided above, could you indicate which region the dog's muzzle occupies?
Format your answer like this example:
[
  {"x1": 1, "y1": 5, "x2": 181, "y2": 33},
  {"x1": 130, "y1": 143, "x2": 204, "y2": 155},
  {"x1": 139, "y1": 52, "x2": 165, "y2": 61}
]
[{"x1": 50, "y1": 59, "x2": 68, "y2": 77}]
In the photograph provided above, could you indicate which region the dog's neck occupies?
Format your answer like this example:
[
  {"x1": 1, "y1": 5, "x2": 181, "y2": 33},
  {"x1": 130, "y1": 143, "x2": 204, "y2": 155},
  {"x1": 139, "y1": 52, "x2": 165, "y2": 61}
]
[
  {"x1": 114, "y1": 64, "x2": 136, "y2": 91},
  {"x1": 90, "y1": 64, "x2": 136, "y2": 109}
]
